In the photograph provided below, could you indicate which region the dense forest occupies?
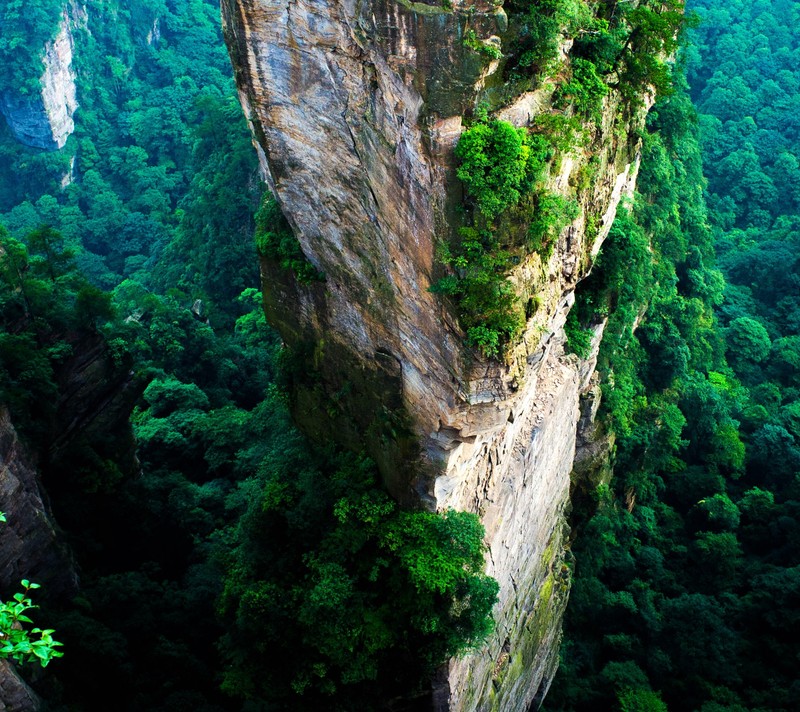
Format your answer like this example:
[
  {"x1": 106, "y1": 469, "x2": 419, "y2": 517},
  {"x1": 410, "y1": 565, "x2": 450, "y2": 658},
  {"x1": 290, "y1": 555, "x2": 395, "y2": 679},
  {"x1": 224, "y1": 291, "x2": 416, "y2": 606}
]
[
  {"x1": 547, "y1": 1, "x2": 800, "y2": 710},
  {"x1": 0, "y1": 0, "x2": 798, "y2": 710},
  {"x1": 1, "y1": 1, "x2": 263, "y2": 708}
]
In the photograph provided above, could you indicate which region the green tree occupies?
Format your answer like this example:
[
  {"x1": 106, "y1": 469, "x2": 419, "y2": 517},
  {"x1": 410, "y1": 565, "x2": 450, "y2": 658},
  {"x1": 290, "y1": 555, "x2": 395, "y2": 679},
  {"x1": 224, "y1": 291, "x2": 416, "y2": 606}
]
[
  {"x1": 618, "y1": 688, "x2": 669, "y2": 712},
  {"x1": 455, "y1": 118, "x2": 548, "y2": 220},
  {"x1": 725, "y1": 317, "x2": 771, "y2": 365},
  {"x1": 0, "y1": 580, "x2": 63, "y2": 668}
]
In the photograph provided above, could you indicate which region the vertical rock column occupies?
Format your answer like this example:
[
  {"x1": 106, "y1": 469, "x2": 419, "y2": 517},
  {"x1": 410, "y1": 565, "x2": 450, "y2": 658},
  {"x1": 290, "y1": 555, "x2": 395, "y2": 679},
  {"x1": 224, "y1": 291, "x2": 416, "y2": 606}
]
[{"x1": 222, "y1": 0, "x2": 643, "y2": 708}]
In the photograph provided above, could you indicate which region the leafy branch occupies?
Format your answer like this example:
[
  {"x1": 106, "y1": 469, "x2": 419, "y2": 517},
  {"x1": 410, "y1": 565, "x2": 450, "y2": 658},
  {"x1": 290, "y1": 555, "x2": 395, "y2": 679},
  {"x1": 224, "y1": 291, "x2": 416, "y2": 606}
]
[{"x1": 0, "y1": 513, "x2": 63, "y2": 668}]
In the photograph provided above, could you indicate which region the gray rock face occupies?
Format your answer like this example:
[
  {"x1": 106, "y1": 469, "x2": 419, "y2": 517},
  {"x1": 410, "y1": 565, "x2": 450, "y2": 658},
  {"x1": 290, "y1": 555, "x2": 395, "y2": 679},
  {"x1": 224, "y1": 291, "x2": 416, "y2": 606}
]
[
  {"x1": 0, "y1": 9, "x2": 78, "y2": 150},
  {"x1": 0, "y1": 327, "x2": 141, "y2": 710},
  {"x1": 223, "y1": 0, "x2": 646, "y2": 707},
  {"x1": 0, "y1": 407, "x2": 78, "y2": 601},
  {"x1": 434, "y1": 302, "x2": 610, "y2": 711},
  {"x1": 0, "y1": 406, "x2": 72, "y2": 712},
  {"x1": 0, "y1": 660, "x2": 40, "y2": 712}
]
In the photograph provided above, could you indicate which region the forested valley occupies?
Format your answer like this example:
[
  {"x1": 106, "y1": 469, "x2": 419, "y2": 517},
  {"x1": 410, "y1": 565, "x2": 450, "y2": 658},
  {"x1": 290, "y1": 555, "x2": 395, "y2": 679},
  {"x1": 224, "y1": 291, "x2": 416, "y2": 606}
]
[
  {"x1": 0, "y1": 0, "x2": 797, "y2": 711},
  {"x1": 547, "y1": 1, "x2": 800, "y2": 709}
]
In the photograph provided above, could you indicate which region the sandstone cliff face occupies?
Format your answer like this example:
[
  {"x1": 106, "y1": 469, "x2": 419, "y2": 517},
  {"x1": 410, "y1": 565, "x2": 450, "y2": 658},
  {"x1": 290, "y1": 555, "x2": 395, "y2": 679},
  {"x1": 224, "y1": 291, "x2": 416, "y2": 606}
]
[
  {"x1": 0, "y1": 7, "x2": 79, "y2": 151},
  {"x1": 223, "y1": 1, "x2": 644, "y2": 708}
]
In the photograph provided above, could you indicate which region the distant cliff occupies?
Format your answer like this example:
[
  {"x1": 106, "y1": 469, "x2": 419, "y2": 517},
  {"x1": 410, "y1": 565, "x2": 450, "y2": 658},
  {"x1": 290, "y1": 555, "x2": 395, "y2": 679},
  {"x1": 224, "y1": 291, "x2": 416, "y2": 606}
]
[
  {"x1": 223, "y1": 0, "x2": 655, "y2": 708},
  {"x1": 0, "y1": 5, "x2": 80, "y2": 150}
]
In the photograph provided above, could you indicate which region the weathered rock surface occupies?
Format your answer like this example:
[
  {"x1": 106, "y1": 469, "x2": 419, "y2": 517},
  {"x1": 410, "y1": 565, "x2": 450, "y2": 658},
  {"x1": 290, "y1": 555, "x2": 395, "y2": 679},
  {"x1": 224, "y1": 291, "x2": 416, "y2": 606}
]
[
  {"x1": 0, "y1": 329, "x2": 141, "y2": 710},
  {"x1": 434, "y1": 304, "x2": 609, "y2": 711},
  {"x1": 0, "y1": 328, "x2": 139, "y2": 596},
  {"x1": 223, "y1": 0, "x2": 645, "y2": 708},
  {"x1": 0, "y1": 8, "x2": 78, "y2": 150},
  {"x1": 48, "y1": 332, "x2": 141, "y2": 464},
  {"x1": 0, "y1": 660, "x2": 40, "y2": 712},
  {"x1": 0, "y1": 412, "x2": 62, "y2": 712},
  {"x1": 0, "y1": 407, "x2": 77, "y2": 599}
]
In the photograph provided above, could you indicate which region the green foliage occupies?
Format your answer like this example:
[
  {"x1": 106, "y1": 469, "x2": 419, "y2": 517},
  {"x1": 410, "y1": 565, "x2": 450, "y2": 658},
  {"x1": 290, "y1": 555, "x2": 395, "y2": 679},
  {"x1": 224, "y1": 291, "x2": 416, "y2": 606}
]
[
  {"x1": 0, "y1": 224, "x2": 127, "y2": 443},
  {"x1": 554, "y1": 58, "x2": 609, "y2": 123},
  {"x1": 614, "y1": 0, "x2": 688, "y2": 101},
  {"x1": 506, "y1": 0, "x2": 687, "y2": 104},
  {"x1": 725, "y1": 316, "x2": 771, "y2": 366},
  {"x1": 506, "y1": 0, "x2": 593, "y2": 77},
  {"x1": 431, "y1": 227, "x2": 525, "y2": 358},
  {"x1": 437, "y1": 116, "x2": 573, "y2": 358},
  {"x1": 527, "y1": 193, "x2": 579, "y2": 255},
  {"x1": 462, "y1": 28, "x2": 502, "y2": 60},
  {"x1": 142, "y1": 376, "x2": 210, "y2": 416},
  {"x1": 153, "y1": 94, "x2": 262, "y2": 315},
  {"x1": 618, "y1": 688, "x2": 668, "y2": 712},
  {"x1": 445, "y1": 0, "x2": 691, "y2": 363},
  {"x1": 548, "y1": 15, "x2": 800, "y2": 709},
  {"x1": 691, "y1": 493, "x2": 740, "y2": 532},
  {"x1": 564, "y1": 308, "x2": 593, "y2": 359},
  {"x1": 0, "y1": 6, "x2": 281, "y2": 708},
  {"x1": 533, "y1": 113, "x2": 587, "y2": 154},
  {"x1": 254, "y1": 195, "x2": 324, "y2": 284},
  {"x1": 0, "y1": 580, "x2": 63, "y2": 668},
  {"x1": 455, "y1": 118, "x2": 549, "y2": 221},
  {"x1": 220, "y1": 444, "x2": 498, "y2": 706},
  {"x1": 0, "y1": 0, "x2": 64, "y2": 94},
  {"x1": 0, "y1": 0, "x2": 261, "y2": 328}
]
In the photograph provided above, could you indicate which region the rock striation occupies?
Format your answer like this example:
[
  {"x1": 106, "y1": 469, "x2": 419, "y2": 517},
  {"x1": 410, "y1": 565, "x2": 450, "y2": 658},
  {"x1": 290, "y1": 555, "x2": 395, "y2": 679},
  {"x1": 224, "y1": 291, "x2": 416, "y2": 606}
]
[
  {"x1": 223, "y1": 0, "x2": 646, "y2": 708},
  {"x1": 0, "y1": 7, "x2": 79, "y2": 151}
]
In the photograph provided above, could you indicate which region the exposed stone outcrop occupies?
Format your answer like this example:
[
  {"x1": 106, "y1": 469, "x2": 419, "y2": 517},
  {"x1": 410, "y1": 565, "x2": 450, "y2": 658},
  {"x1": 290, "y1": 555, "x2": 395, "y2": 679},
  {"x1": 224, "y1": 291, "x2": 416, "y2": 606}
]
[
  {"x1": 0, "y1": 328, "x2": 141, "y2": 710},
  {"x1": 0, "y1": 327, "x2": 139, "y2": 600},
  {"x1": 0, "y1": 660, "x2": 40, "y2": 712},
  {"x1": 434, "y1": 304, "x2": 616, "y2": 711},
  {"x1": 0, "y1": 7, "x2": 79, "y2": 150},
  {"x1": 146, "y1": 17, "x2": 162, "y2": 46},
  {"x1": 48, "y1": 332, "x2": 141, "y2": 465},
  {"x1": 0, "y1": 407, "x2": 77, "y2": 600},
  {"x1": 222, "y1": 0, "x2": 646, "y2": 708},
  {"x1": 0, "y1": 411, "x2": 62, "y2": 712}
]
